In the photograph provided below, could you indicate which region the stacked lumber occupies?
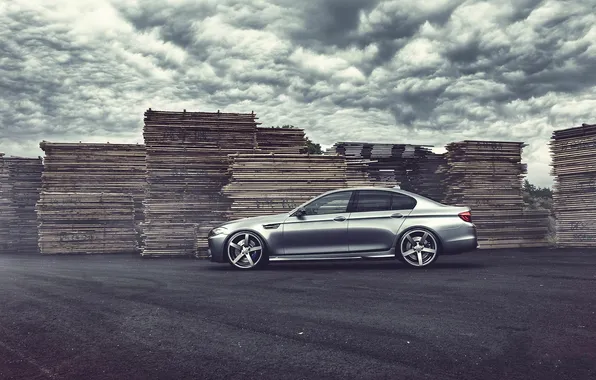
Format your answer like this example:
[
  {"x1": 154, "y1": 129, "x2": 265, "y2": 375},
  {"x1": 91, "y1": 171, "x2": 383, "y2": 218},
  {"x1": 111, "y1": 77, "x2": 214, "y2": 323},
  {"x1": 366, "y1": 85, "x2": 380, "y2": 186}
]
[
  {"x1": 550, "y1": 123, "x2": 596, "y2": 247},
  {"x1": 407, "y1": 152, "x2": 447, "y2": 202},
  {"x1": 442, "y1": 140, "x2": 549, "y2": 248},
  {"x1": 142, "y1": 109, "x2": 260, "y2": 257},
  {"x1": 345, "y1": 161, "x2": 377, "y2": 187},
  {"x1": 39, "y1": 142, "x2": 146, "y2": 222},
  {"x1": 256, "y1": 127, "x2": 307, "y2": 153},
  {"x1": 37, "y1": 192, "x2": 136, "y2": 255},
  {"x1": 4, "y1": 157, "x2": 43, "y2": 253},
  {"x1": 222, "y1": 153, "x2": 355, "y2": 220},
  {"x1": 330, "y1": 142, "x2": 446, "y2": 201},
  {"x1": 0, "y1": 154, "x2": 13, "y2": 252}
]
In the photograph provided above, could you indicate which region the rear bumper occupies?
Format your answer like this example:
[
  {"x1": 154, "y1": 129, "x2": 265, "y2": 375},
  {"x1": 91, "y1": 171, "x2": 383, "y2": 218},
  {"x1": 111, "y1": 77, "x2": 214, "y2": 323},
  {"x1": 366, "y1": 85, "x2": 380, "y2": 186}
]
[{"x1": 442, "y1": 224, "x2": 478, "y2": 255}]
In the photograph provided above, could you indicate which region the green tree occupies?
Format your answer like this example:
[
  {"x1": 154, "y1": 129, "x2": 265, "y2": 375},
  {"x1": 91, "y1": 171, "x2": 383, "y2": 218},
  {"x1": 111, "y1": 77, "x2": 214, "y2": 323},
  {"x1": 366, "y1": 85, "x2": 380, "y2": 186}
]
[
  {"x1": 522, "y1": 179, "x2": 553, "y2": 211},
  {"x1": 523, "y1": 179, "x2": 553, "y2": 198}
]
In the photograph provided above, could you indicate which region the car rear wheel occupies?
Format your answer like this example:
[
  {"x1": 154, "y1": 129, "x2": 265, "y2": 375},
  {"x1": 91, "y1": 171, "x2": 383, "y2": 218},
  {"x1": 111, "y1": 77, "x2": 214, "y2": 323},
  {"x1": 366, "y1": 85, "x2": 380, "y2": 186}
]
[
  {"x1": 226, "y1": 231, "x2": 267, "y2": 270},
  {"x1": 398, "y1": 229, "x2": 439, "y2": 268}
]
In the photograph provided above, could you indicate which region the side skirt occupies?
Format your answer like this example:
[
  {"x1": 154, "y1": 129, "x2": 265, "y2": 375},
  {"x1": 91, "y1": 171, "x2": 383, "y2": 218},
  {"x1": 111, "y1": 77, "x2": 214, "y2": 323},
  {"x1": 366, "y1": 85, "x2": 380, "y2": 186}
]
[{"x1": 268, "y1": 249, "x2": 396, "y2": 262}]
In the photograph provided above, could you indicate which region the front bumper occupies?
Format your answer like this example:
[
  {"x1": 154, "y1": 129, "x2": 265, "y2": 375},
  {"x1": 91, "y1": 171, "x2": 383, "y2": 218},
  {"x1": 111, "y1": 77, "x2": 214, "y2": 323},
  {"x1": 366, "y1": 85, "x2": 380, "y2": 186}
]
[{"x1": 208, "y1": 234, "x2": 228, "y2": 263}]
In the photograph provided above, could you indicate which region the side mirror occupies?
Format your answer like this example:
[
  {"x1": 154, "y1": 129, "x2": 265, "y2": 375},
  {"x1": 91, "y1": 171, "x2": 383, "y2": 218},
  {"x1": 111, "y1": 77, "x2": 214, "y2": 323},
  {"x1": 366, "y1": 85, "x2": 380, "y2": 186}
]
[{"x1": 294, "y1": 207, "x2": 306, "y2": 217}]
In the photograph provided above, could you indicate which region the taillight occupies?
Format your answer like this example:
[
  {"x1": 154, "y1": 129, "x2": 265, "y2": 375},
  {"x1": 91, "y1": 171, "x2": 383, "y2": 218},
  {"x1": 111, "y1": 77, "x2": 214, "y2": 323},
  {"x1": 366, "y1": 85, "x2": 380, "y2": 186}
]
[{"x1": 458, "y1": 211, "x2": 472, "y2": 223}]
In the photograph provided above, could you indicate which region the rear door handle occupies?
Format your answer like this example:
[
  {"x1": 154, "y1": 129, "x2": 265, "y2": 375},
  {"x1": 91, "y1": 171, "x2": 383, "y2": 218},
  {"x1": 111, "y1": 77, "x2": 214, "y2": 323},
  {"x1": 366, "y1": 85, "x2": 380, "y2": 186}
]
[
  {"x1": 390, "y1": 213, "x2": 403, "y2": 218},
  {"x1": 333, "y1": 216, "x2": 347, "y2": 222}
]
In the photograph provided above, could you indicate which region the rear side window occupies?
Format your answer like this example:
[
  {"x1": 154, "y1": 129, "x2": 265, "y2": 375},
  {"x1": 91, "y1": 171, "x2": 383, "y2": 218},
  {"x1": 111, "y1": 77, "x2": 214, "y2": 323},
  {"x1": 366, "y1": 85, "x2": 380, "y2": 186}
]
[
  {"x1": 391, "y1": 194, "x2": 417, "y2": 210},
  {"x1": 354, "y1": 191, "x2": 418, "y2": 212},
  {"x1": 355, "y1": 191, "x2": 391, "y2": 212}
]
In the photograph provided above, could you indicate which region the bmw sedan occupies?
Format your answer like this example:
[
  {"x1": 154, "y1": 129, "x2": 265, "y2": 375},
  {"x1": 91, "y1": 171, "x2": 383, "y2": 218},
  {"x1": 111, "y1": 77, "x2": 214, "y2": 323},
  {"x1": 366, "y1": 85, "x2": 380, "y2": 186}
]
[{"x1": 208, "y1": 187, "x2": 478, "y2": 269}]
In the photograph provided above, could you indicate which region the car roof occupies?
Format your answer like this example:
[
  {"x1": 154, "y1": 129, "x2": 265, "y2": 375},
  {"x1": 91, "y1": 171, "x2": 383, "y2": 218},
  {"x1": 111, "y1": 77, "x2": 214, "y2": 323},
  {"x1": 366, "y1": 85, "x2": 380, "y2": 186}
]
[
  {"x1": 320, "y1": 186, "x2": 408, "y2": 198},
  {"x1": 320, "y1": 186, "x2": 445, "y2": 205},
  {"x1": 289, "y1": 186, "x2": 446, "y2": 214}
]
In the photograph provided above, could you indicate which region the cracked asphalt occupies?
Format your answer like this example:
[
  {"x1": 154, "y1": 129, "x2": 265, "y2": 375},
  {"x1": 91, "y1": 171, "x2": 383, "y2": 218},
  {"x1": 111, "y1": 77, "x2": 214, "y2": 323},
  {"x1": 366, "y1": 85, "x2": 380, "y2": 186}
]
[{"x1": 0, "y1": 249, "x2": 595, "y2": 380}]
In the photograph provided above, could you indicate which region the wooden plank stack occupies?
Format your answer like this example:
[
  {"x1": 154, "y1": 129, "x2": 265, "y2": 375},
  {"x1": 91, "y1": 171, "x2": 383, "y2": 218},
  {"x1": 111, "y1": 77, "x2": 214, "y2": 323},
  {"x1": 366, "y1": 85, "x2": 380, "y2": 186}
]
[
  {"x1": 0, "y1": 154, "x2": 14, "y2": 252},
  {"x1": 37, "y1": 192, "x2": 136, "y2": 255},
  {"x1": 345, "y1": 161, "x2": 379, "y2": 187},
  {"x1": 256, "y1": 127, "x2": 307, "y2": 153},
  {"x1": 442, "y1": 140, "x2": 549, "y2": 248},
  {"x1": 39, "y1": 142, "x2": 146, "y2": 222},
  {"x1": 38, "y1": 142, "x2": 145, "y2": 254},
  {"x1": 222, "y1": 153, "x2": 361, "y2": 220},
  {"x1": 550, "y1": 123, "x2": 596, "y2": 247},
  {"x1": 3, "y1": 157, "x2": 43, "y2": 253},
  {"x1": 142, "y1": 109, "x2": 260, "y2": 257},
  {"x1": 330, "y1": 142, "x2": 446, "y2": 201}
]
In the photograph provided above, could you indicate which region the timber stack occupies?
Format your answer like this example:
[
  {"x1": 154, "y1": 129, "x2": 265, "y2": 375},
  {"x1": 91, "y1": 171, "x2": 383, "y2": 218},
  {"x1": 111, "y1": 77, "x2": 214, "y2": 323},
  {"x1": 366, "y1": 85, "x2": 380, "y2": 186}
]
[
  {"x1": 37, "y1": 192, "x2": 136, "y2": 255},
  {"x1": 256, "y1": 127, "x2": 307, "y2": 153},
  {"x1": 4, "y1": 157, "x2": 43, "y2": 253},
  {"x1": 142, "y1": 109, "x2": 260, "y2": 257},
  {"x1": 39, "y1": 142, "x2": 146, "y2": 222},
  {"x1": 550, "y1": 123, "x2": 596, "y2": 247},
  {"x1": 222, "y1": 153, "x2": 367, "y2": 220},
  {"x1": 329, "y1": 142, "x2": 446, "y2": 200},
  {"x1": 345, "y1": 160, "x2": 378, "y2": 187},
  {"x1": 442, "y1": 140, "x2": 549, "y2": 248},
  {"x1": 38, "y1": 142, "x2": 146, "y2": 254},
  {"x1": 0, "y1": 154, "x2": 13, "y2": 252}
]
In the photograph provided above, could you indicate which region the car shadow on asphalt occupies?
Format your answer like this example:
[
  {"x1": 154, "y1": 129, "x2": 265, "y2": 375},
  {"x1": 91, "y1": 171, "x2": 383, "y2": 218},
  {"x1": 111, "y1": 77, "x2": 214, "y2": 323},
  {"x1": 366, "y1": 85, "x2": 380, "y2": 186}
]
[{"x1": 205, "y1": 261, "x2": 485, "y2": 272}]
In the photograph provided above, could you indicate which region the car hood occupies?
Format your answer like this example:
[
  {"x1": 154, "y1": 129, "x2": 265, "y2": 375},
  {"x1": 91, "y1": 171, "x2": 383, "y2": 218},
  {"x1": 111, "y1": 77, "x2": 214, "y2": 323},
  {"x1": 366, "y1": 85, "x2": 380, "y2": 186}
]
[{"x1": 218, "y1": 213, "x2": 290, "y2": 229}]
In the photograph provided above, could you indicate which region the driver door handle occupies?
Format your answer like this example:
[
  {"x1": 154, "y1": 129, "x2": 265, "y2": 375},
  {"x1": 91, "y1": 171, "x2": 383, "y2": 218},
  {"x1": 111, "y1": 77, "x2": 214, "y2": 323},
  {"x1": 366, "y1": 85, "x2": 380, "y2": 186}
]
[
  {"x1": 333, "y1": 216, "x2": 347, "y2": 222},
  {"x1": 390, "y1": 213, "x2": 403, "y2": 218}
]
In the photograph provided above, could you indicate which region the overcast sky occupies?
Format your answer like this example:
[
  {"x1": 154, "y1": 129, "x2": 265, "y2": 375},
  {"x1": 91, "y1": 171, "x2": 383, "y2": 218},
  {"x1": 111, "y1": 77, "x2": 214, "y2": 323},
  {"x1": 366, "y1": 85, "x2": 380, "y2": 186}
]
[{"x1": 1, "y1": 0, "x2": 595, "y2": 187}]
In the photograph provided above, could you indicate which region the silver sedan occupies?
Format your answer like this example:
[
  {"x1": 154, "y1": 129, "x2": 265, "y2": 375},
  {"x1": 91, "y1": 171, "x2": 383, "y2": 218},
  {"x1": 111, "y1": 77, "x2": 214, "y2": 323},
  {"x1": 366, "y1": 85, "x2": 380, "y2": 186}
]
[{"x1": 208, "y1": 187, "x2": 478, "y2": 269}]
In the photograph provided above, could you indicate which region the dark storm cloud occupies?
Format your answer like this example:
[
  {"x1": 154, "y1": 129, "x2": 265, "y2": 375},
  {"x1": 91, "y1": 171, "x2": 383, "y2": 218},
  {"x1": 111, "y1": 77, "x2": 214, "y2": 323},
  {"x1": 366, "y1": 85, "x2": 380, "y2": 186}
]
[
  {"x1": 114, "y1": 1, "x2": 217, "y2": 49},
  {"x1": 288, "y1": 0, "x2": 381, "y2": 47},
  {"x1": 1, "y1": 0, "x2": 596, "y2": 187}
]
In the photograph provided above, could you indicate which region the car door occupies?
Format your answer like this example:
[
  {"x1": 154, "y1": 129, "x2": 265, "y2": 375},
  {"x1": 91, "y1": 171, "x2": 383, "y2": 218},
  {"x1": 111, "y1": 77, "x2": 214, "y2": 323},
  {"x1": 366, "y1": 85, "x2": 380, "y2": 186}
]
[
  {"x1": 347, "y1": 190, "x2": 416, "y2": 253},
  {"x1": 282, "y1": 190, "x2": 354, "y2": 256}
]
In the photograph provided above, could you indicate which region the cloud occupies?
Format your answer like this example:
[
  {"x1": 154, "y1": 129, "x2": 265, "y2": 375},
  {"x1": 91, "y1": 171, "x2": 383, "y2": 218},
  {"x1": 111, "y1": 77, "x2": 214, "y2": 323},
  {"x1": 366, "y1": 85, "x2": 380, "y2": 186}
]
[{"x1": 1, "y1": 0, "x2": 596, "y2": 188}]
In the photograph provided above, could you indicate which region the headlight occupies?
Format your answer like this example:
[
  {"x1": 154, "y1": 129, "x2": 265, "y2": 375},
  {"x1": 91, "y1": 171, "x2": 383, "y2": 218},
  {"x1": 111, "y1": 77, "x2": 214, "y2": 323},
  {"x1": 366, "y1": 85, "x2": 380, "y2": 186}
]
[{"x1": 209, "y1": 227, "x2": 228, "y2": 237}]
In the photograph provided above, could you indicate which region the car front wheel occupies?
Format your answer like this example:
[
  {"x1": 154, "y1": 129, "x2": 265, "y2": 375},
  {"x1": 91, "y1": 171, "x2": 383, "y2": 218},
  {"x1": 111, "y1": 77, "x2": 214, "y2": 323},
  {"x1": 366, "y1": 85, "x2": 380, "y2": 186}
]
[
  {"x1": 226, "y1": 231, "x2": 268, "y2": 270},
  {"x1": 398, "y1": 229, "x2": 439, "y2": 268}
]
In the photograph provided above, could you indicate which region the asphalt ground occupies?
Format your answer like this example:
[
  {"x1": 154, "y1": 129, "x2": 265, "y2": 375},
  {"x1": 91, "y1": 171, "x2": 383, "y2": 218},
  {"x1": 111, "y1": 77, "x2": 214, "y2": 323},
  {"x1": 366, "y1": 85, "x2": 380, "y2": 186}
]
[{"x1": 0, "y1": 249, "x2": 595, "y2": 380}]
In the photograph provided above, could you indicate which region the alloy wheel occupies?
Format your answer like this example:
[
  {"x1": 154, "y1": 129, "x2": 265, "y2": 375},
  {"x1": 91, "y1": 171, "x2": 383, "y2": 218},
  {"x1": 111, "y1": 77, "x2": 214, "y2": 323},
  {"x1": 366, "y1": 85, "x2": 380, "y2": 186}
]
[
  {"x1": 227, "y1": 232, "x2": 265, "y2": 269},
  {"x1": 399, "y1": 229, "x2": 438, "y2": 267}
]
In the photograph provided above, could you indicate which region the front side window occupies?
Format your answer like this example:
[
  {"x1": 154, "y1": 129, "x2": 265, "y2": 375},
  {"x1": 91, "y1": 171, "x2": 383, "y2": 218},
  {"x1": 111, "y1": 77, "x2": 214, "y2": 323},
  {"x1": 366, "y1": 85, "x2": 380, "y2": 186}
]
[{"x1": 303, "y1": 191, "x2": 353, "y2": 215}]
